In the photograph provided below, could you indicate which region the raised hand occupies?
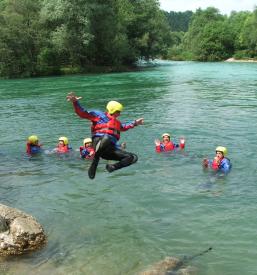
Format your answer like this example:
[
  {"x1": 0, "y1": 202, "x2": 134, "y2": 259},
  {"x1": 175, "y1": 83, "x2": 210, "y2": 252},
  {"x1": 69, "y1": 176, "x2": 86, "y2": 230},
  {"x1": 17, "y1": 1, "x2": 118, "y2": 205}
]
[
  {"x1": 155, "y1": 139, "x2": 161, "y2": 146},
  {"x1": 66, "y1": 92, "x2": 82, "y2": 102},
  {"x1": 179, "y1": 137, "x2": 185, "y2": 144},
  {"x1": 135, "y1": 118, "x2": 144, "y2": 126},
  {"x1": 202, "y1": 158, "x2": 209, "y2": 168}
]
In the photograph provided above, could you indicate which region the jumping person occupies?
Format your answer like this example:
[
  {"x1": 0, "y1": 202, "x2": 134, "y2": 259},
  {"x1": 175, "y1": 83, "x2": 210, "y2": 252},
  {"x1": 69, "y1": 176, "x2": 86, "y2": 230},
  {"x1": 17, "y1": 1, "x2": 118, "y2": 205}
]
[{"x1": 67, "y1": 92, "x2": 144, "y2": 179}]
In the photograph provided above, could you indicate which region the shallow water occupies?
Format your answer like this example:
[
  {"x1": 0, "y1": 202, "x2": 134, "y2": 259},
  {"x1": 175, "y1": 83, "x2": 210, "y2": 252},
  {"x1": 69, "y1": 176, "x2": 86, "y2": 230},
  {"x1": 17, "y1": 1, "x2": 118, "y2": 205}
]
[{"x1": 0, "y1": 61, "x2": 257, "y2": 275}]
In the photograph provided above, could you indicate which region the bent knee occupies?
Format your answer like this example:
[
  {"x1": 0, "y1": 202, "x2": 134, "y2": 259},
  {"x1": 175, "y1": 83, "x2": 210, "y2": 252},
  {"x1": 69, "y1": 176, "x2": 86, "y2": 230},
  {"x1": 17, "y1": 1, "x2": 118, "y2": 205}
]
[{"x1": 131, "y1": 153, "x2": 138, "y2": 164}]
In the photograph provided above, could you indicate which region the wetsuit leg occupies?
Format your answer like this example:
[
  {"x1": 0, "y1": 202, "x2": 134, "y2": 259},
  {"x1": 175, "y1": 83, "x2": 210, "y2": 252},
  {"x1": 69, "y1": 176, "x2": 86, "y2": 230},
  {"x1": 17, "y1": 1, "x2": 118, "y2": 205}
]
[
  {"x1": 88, "y1": 136, "x2": 113, "y2": 179},
  {"x1": 102, "y1": 149, "x2": 138, "y2": 172}
]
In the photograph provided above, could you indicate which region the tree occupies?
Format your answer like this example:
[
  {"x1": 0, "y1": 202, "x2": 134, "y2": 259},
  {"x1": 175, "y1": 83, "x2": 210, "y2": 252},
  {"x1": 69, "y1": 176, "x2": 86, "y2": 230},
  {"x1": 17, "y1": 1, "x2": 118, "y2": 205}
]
[
  {"x1": 85, "y1": 0, "x2": 133, "y2": 66},
  {"x1": 240, "y1": 7, "x2": 257, "y2": 57},
  {"x1": 227, "y1": 11, "x2": 250, "y2": 51},
  {"x1": 184, "y1": 7, "x2": 234, "y2": 61},
  {"x1": 164, "y1": 10, "x2": 193, "y2": 32},
  {"x1": 0, "y1": 0, "x2": 43, "y2": 77},
  {"x1": 127, "y1": 0, "x2": 172, "y2": 60},
  {"x1": 40, "y1": 0, "x2": 92, "y2": 68}
]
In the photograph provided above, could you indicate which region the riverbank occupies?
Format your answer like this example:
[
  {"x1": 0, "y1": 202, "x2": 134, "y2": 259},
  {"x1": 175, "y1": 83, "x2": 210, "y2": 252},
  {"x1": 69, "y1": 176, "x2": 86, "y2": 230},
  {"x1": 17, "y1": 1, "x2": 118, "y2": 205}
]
[
  {"x1": 225, "y1": 57, "x2": 257, "y2": 63},
  {"x1": 0, "y1": 64, "x2": 140, "y2": 79}
]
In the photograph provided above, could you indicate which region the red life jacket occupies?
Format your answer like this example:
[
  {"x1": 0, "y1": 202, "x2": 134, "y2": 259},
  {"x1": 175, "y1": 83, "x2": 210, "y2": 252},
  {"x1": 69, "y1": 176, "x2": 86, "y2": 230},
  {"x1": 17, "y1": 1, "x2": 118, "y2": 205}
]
[
  {"x1": 91, "y1": 113, "x2": 121, "y2": 140},
  {"x1": 212, "y1": 157, "x2": 222, "y2": 170},
  {"x1": 56, "y1": 145, "x2": 69, "y2": 153},
  {"x1": 156, "y1": 141, "x2": 175, "y2": 152}
]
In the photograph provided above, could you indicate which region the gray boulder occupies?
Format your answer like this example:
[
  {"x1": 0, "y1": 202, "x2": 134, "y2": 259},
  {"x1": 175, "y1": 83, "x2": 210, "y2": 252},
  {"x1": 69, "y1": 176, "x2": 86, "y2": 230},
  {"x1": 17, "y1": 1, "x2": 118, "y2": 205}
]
[
  {"x1": 0, "y1": 204, "x2": 46, "y2": 256},
  {"x1": 0, "y1": 216, "x2": 8, "y2": 233}
]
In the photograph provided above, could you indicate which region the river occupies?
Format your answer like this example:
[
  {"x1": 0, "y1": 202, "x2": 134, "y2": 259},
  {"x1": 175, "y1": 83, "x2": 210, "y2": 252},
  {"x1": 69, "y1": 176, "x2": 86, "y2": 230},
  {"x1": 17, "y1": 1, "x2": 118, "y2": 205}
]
[{"x1": 0, "y1": 61, "x2": 257, "y2": 275}]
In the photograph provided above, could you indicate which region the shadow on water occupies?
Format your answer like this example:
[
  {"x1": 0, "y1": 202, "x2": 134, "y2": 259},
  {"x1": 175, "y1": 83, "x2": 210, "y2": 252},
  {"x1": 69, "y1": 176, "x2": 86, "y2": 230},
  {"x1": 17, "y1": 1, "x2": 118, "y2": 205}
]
[{"x1": 196, "y1": 171, "x2": 228, "y2": 197}]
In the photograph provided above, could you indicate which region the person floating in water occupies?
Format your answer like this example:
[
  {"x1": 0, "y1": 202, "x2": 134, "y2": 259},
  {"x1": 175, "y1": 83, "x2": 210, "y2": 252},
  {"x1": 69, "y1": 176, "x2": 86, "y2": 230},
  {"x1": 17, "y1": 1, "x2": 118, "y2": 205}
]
[
  {"x1": 202, "y1": 146, "x2": 232, "y2": 174},
  {"x1": 54, "y1": 136, "x2": 72, "y2": 154},
  {"x1": 80, "y1": 138, "x2": 95, "y2": 159},
  {"x1": 155, "y1": 133, "x2": 185, "y2": 153},
  {"x1": 67, "y1": 92, "x2": 144, "y2": 179},
  {"x1": 26, "y1": 135, "x2": 42, "y2": 155}
]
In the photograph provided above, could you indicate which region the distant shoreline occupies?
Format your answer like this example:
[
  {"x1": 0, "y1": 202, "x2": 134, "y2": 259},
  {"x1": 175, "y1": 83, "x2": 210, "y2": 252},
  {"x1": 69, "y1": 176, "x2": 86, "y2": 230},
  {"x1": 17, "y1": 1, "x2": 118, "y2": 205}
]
[{"x1": 225, "y1": 58, "x2": 257, "y2": 63}]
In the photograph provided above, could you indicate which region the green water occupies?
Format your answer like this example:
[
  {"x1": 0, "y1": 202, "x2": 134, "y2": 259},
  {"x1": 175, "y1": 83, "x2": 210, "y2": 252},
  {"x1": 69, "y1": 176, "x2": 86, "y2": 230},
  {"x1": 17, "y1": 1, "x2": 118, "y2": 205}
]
[{"x1": 0, "y1": 61, "x2": 257, "y2": 275}]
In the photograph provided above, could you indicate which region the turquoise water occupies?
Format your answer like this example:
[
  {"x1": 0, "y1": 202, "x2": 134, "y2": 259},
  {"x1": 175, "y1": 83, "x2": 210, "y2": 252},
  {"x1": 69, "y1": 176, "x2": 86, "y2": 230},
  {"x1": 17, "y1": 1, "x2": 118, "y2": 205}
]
[{"x1": 0, "y1": 61, "x2": 257, "y2": 275}]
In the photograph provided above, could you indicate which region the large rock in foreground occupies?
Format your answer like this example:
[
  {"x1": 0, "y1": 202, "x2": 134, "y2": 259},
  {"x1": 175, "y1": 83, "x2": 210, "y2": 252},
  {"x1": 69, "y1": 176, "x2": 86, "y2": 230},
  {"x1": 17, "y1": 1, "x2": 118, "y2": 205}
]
[{"x1": 0, "y1": 204, "x2": 46, "y2": 256}]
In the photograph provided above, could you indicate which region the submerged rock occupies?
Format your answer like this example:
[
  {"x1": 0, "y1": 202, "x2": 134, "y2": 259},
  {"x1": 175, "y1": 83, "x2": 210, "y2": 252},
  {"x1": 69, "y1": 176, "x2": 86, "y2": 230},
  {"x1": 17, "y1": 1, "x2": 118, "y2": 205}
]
[
  {"x1": 0, "y1": 204, "x2": 46, "y2": 256},
  {"x1": 139, "y1": 256, "x2": 197, "y2": 275}
]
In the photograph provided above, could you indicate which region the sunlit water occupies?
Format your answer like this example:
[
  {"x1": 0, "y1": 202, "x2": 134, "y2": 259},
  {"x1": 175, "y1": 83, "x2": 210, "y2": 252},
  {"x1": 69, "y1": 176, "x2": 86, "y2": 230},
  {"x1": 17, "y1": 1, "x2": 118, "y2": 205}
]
[{"x1": 0, "y1": 61, "x2": 257, "y2": 275}]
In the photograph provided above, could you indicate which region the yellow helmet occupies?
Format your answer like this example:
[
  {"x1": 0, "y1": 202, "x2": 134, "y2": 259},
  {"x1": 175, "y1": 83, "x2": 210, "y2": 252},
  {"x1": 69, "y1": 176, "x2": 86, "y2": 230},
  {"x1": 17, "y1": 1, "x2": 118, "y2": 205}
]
[
  {"x1": 162, "y1": 133, "x2": 171, "y2": 138},
  {"x1": 28, "y1": 135, "x2": 39, "y2": 145},
  {"x1": 83, "y1": 138, "x2": 92, "y2": 145},
  {"x1": 106, "y1": 101, "x2": 123, "y2": 114},
  {"x1": 216, "y1": 146, "x2": 227, "y2": 156},
  {"x1": 59, "y1": 136, "x2": 69, "y2": 145}
]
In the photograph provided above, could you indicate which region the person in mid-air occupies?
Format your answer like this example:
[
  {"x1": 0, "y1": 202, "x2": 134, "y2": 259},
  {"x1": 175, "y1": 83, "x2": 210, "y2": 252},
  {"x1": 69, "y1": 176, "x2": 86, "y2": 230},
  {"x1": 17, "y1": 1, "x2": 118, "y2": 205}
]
[
  {"x1": 67, "y1": 92, "x2": 144, "y2": 179},
  {"x1": 155, "y1": 133, "x2": 185, "y2": 153},
  {"x1": 202, "y1": 146, "x2": 232, "y2": 173},
  {"x1": 80, "y1": 138, "x2": 95, "y2": 159},
  {"x1": 26, "y1": 135, "x2": 42, "y2": 155}
]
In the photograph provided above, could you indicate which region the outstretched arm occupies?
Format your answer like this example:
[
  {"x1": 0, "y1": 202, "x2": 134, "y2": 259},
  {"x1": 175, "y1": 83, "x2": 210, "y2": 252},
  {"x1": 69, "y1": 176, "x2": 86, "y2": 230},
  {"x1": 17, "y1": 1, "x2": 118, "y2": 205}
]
[
  {"x1": 66, "y1": 92, "x2": 82, "y2": 102},
  {"x1": 121, "y1": 117, "x2": 144, "y2": 131},
  {"x1": 135, "y1": 118, "x2": 144, "y2": 126},
  {"x1": 67, "y1": 92, "x2": 98, "y2": 121}
]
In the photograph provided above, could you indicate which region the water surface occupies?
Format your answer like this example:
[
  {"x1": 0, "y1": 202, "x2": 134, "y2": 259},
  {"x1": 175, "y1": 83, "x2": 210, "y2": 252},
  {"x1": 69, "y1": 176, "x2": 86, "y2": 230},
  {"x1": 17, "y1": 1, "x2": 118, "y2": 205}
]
[{"x1": 0, "y1": 61, "x2": 257, "y2": 275}]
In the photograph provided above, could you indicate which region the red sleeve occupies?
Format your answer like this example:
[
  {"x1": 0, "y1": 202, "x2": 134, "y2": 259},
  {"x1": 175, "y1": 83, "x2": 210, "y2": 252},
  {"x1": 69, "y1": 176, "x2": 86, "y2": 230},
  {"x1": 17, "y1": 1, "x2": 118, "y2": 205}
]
[
  {"x1": 26, "y1": 143, "x2": 31, "y2": 154},
  {"x1": 180, "y1": 143, "x2": 185, "y2": 149},
  {"x1": 155, "y1": 145, "x2": 161, "y2": 153},
  {"x1": 120, "y1": 121, "x2": 136, "y2": 132},
  {"x1": 73, "y1": 101, "x2": 99, "y2": 122}
]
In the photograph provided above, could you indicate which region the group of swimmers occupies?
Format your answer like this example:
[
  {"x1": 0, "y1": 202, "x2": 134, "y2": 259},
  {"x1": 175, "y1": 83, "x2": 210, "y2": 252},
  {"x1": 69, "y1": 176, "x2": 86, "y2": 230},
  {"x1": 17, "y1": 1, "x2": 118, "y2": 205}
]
[
  {"x1": 26, "y1": 135, "x2": 95, "y2": 159},
  {"x1": 154, "y1": 133, "x2": 231, "y2": 174},
  {"x1": 26, "y1": 92, "x2": 232, "y2": 179}
]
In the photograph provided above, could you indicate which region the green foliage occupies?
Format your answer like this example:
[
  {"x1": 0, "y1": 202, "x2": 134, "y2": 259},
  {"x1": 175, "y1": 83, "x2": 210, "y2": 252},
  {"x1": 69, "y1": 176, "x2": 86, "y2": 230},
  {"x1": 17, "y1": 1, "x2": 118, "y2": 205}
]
[
  {"x1": 0, "y1": 0, "x2": 171, "y2": 77},
  {"x1": 86, "y1": 0, "x2": 132, "y2": 66},
  {"x1": 227, "y1": 11, "x2": 250, "y2": 50},
  {"x1": 0, "y1": 0, "x2": 43, "y2": 77},
  {"x1": 40, "y1": 0, "x2": 92, "y2": 67},
  {"x1": 184, "y1": 7, "x2": 234, "y2": 61},
  {"x1": 126, "y1": 0, "x2": 172, "y2": 60},
  {"x1": 240, "y1": 8, "x2": 257, "y2": 57},
  {"x1": 164, "y1": 10, "x2": 193, "y2": 32},
  {"x1": 166, "y1": 44, "x2": 194, "y2": 61},
  {"x1": 1, "y1": 1, "x2": 257, "y2": 77}
]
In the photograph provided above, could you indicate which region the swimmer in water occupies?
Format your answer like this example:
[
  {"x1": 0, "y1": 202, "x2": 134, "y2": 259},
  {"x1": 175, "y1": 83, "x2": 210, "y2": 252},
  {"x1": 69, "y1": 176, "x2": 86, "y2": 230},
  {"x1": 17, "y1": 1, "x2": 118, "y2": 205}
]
[
  {"x1": 80, "y1": 138, "x2": 95, "y2": 159},
  {"x1": 202, "y1": 146, "x2": 231, "y2": 173},
  {"x1": 155, "y1": 133, "x2": 185, "y2": 152},
  {"x1": 26, "y1": 135, "x2": 42, "y2": 155}
]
